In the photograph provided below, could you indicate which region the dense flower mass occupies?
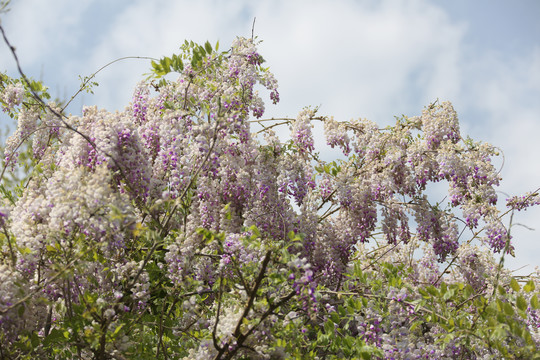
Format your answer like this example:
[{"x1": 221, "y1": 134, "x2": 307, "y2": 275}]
[
  {"x1": 507, "y1": 191, "x2": 540, "y2": 211},
  {"x1": 1, "y1": 83, "x2": 24, "y2": 110},
  {"x1": 0, "y1": 36, "x2": 539, "y2": 359}
]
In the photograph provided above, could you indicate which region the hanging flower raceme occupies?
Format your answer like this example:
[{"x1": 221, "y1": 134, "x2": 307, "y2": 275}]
[
  {"x1": 291, "y1": 108, "x2": 315, "y2": 155},
  {"x1": 420, "y1": 100, "x2": 460, "y2": 150},
  {"x1": 1, "y1": 82, "x2": 24, "y2": 110}
]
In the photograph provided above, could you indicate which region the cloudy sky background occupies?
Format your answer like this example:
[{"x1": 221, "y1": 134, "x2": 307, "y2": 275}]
[{"x1": 1, "y1": 0, "x2": 539, "y2": 274}]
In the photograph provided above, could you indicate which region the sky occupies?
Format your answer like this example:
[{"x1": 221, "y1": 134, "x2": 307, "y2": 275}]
[{"x1": 1, "y1": 0, "x2": 539, "y2": 274}]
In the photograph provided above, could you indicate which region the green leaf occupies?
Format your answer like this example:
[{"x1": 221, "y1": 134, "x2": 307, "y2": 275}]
[
  {"x1": 503, "y1": 302, "x2": 514, "y2": 316},
  {"x1": 205, "y1": 41, "x2": 213, "y2": 54},
  {"x1": 324, "y1": 320, "x2": 333, "y2": 334},
  {"x1": 523, "y1": 280, "x2": 535, "y2": 293},
  {"x1": 418, "y1": 288, "x2": 430, "y2": 299},
  {"x1": 509, "y1": 322, "x2": 523, "y2": 338},
  {"x1": 487, "y1": 317, "x2": 498, "y2": 327},
  {"x1": 191, "y1": 54, "x2": 199, "y2": 68},
  {"x1": 30, "y1": 331, "x2": 40, "y2": 348},
  {"x1": 442, "y1": 333, "x2": 455, "y2": 344},
  {"x1": 531, "y1": 293, "x2": 539, "y2": 309},
  {"x1": 491, "y1": 325, "x2": 507, "y2": 340},
  {"x1": 516, "y1": 295, "x2": 528, "y2": 312},
  {"x1": 440, "y1": 281, "x2": 447, "y2": 294},
  {"x1": 496, "y1": 298, "x2": 504, "y2": 312},
  {"x1": 287, "y1": 230, "x2": 296, "y2": 240},
  {"x1": 196, "y1": 45, "x2": 205, "y2": 56},
  {"x1": 43, "y1": 328, "x2": 66, "y2": 346},
  {"x1": 510, "y1": 278, "x2": 521, "y2": 292},
  {"x1": 443, "y1": 287, "x2": 455, "y2": 301},
  {"x1": 426, "y1": 286, "x2": 439, "y2": 297},
  {"x1": 160, "y1": 57, "x2": 172, "y2": 73},
  {"x1": 171, "y1": 55, "x2": 184, "y2": 72},
  {"x1": 113, "y1": 323, "x2": 124, "y2": 336}
]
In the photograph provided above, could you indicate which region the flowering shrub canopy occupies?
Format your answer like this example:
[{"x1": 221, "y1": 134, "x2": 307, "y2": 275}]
[{"x1": 0, "y1": 34, "x2": 539, "y2": 359}]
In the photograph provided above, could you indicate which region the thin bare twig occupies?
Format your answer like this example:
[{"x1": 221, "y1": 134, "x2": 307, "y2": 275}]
[{"x1": 62, "y1": 55, "x2": 157, "y2": 112}]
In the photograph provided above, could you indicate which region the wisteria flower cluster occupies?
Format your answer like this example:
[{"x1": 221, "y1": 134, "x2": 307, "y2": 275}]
[{"x1": 0, "y1": 34, "x2": 539, "y2": 359}]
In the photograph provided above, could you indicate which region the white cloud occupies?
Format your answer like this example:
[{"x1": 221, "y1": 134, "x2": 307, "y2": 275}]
[
  {"x1": 0, "y1": 0, "x2": 94, "y2": 70},
  {"x1": 253, "y1": 0, "x2": 466, "y2": 122}
]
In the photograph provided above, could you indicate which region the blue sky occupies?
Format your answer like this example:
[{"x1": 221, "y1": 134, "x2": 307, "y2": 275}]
[{"x1": 1, "y1": 0, "x2": 539, "y2": 274}]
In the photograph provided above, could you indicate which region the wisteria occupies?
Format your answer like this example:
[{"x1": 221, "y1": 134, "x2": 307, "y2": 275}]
[
  {"x1": 0, "y1": 33, "x2": 539, "y2": 359},
  {"x1": 0, "y1": 83, "x2": 23, "y2": 110}
]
